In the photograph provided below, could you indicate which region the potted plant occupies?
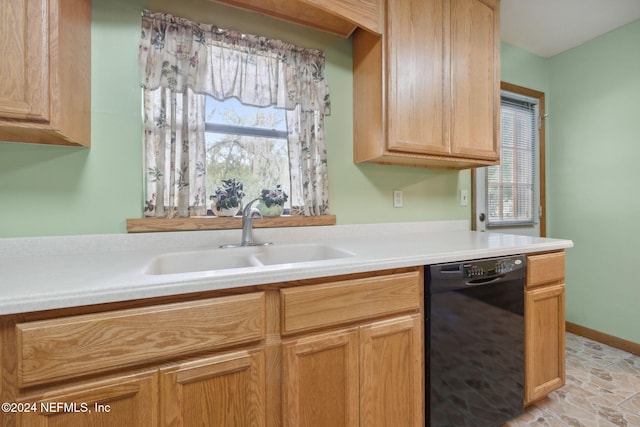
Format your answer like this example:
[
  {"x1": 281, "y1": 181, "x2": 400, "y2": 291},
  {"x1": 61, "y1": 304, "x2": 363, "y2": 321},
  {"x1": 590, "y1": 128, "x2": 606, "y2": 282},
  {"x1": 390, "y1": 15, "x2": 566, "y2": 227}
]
[
  {"x1": 256, "y1": 185, "x2": 288, "y2": 217},
  {"x1": 210, "y1": 178, "x2": 245, "y2": 216}
]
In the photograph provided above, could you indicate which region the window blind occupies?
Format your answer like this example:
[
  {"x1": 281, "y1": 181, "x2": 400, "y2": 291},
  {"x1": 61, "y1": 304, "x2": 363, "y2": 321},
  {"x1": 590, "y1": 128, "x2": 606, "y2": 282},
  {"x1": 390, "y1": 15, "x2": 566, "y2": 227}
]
[{"x1": 486, "y1": 91, "x2": 538, "y2": 226}]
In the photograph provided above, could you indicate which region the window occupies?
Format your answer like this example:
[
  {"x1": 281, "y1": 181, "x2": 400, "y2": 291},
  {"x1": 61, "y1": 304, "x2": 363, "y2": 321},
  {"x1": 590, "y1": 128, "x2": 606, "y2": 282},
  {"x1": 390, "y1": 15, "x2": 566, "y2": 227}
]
[
  {"x1": 205, "y1": 97, "x2": 291, "y2": 213},
  {"x1": 486, "y1": 91, "x2": 538, "y2": 226},
  {"x1": 139, "y1": 10, "x2": 331, "y2": 219}
]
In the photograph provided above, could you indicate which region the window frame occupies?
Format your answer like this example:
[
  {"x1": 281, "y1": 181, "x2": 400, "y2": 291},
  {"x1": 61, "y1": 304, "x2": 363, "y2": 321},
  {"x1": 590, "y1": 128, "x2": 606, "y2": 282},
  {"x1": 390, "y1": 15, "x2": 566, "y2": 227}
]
[
  {"x1": 486, "y1": 90, "x2": 538, "y2": 227},
  {"x1": 471, "y1": 82, "x2": 547, "y2": 237}
]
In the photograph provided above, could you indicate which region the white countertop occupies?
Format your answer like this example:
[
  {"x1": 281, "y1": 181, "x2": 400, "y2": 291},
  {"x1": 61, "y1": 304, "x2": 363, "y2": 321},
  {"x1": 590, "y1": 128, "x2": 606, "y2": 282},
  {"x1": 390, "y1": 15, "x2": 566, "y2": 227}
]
[{"x1": 0, "y1": 221, "x2": 573, "y2": 315}]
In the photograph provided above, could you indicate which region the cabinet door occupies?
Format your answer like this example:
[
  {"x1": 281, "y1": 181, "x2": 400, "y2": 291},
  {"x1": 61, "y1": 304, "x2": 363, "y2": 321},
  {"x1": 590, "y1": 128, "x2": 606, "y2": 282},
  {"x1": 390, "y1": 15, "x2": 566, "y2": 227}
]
[
  {"x1": 282, "y1": 328, "x2": 359, "y2": 427},
  {"x1": 18, "y1": 371, "x2": 157, "y2": 427},
  {"x1": 360, "y1": 315, "x2": 423, "y2": 427},
  {"x1": 525, "y1": 283, "x2": 566, "y2": 405},
  {"x1": 449, "y1": 0, "x2": 500, "y2": 160},
  {"x1": 386, "y1": 0, "x2": 448, "y2": 155},
  {"x1": 160, "y1": 349, "x2": 266, "y2": 427},
  {"x1": 0, "y1": 0, "x2": 49, "y2": 121},
  {"x1": 0, "y1": 0, "x2": 90, "y2": 146}
]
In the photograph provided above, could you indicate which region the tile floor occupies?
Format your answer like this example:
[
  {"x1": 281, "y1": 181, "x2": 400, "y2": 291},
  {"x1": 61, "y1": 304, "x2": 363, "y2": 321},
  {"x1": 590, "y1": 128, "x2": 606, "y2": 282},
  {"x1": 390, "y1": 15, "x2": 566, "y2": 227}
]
[{"x1": 505, "y1": 332, "x2": 640, "y2": 427}]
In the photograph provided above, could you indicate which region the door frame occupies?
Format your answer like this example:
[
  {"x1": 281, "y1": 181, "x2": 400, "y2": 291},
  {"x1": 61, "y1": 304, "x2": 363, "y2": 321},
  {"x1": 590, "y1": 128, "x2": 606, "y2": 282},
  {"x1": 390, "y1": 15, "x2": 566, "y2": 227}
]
[{"x1": 472, "y1": 82, "x2": 547, "y2": 237}]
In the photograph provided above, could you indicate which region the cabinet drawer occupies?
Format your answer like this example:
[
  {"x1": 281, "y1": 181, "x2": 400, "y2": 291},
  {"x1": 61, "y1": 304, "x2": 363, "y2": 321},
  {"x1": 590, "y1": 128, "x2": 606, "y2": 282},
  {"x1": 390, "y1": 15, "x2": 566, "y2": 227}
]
[
  {"x1": 527, "y1": 251, "x2": 565, "y2": 288},
  {"x1": 281, "y1": 271, "x2": 421, "y2": 335},
  {"x1": 16, "y1": 292, "x2": 265, "y2": 387}
]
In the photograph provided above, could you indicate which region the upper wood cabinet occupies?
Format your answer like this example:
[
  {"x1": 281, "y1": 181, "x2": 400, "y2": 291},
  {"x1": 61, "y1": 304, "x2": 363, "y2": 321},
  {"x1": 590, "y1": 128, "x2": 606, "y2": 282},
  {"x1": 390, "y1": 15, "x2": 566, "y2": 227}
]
[
  {"x1": 0, "y1": 0, "x2": 91, "y2": 147},
  {"x1": 213, "y1": 0, "x2": 382, "y2": 36},
  {"x1": 354, "y1": 0, "x2": 500, "y2": 169}
]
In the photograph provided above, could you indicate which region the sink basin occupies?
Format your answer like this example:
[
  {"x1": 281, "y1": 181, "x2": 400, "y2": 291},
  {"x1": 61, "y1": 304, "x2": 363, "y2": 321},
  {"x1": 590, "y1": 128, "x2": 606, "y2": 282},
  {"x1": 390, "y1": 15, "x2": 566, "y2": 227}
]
[
  {"x1": 145, "y1": 244, "x2": 356, "y2": 275},
  {"x1": 252, "y1": 244, "x2": 355, "y2": 265},
  {"x1": 145, "y1": 247, "x2": 261, "y2": 275}
]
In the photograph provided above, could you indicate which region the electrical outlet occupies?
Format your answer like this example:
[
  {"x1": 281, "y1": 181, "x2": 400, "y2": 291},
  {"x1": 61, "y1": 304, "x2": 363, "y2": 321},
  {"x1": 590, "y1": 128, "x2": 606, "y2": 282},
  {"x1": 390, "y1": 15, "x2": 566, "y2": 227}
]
[
  {"x1": 393, "y1": 189, "x2": 403, "y2": 208},
  {"x1": 460, "y1": 190, "x2": 469, "y2": 206}
]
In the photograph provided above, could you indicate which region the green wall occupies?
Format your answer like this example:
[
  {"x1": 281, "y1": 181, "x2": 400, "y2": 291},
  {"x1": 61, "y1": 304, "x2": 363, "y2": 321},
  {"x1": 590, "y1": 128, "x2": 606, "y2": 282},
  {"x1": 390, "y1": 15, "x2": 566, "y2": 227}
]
[
  {"x1": 502, "y1": 22, "x2": 640, "y2": 344},
  {"x1": 502, "y1": 33, "x2": 640, "y2": 345},
  {"x1": 0, "y1": 0, "x2": 468, "y2": 238},
  {"x1": 501, "y1": 42, "x2": 551, "y2": 91},
  {"x1": 548, "y1": 20, "x2": 640, "y2": 344},
  {"x1": 0, "y1": 0, "x2": 144, "y2": 237}
]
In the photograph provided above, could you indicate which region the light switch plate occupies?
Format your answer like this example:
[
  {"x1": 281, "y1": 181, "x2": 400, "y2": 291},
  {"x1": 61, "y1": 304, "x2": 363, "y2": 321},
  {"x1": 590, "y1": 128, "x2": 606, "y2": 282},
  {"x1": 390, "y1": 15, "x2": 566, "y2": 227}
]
[
  {"x1": 460, "y1": 190, "x2": 469, "y2": 206},
  {"x1": 393, "y1": 189, "x2": 403, "y2": 208}
]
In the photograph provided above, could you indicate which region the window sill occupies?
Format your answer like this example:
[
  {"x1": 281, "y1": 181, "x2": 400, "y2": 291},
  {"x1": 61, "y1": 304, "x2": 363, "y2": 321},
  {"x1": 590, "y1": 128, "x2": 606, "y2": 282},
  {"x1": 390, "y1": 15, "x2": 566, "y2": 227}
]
[{"x1": 126, "y1": 215, "x2": 337, "y2": 233}]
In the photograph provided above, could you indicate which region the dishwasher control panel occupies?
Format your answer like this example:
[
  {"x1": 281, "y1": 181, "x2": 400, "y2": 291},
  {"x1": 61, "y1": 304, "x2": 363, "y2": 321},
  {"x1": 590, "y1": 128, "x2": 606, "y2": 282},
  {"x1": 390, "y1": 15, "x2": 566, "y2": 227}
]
[{"x1": 462, "y1": 256, "x2": 525, "y2": 279}]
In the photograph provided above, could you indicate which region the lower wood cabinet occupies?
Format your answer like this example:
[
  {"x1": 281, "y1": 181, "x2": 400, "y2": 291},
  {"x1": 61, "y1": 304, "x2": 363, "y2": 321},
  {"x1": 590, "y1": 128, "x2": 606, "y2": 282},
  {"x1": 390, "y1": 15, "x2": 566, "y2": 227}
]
[
  {"x1": 18, "y1": 371, "x2": 158, "y2": 427},
  {"x1": 17, "y1": 350, "x2": 268, "y2": 427},
  {"x1": 525, "y1": 251, "x2": 566, "y2": 406},
  {"x1": 161, "y1": 349, "x2": 266, "y2": 427},
  {"x1": 2, "y1": 292, "x2": 266, "y2": 427},
  {"x1": 280, "y1": 268, "x2": 424, "y2": 427},
  {"x1": 359, "y1": 315, "x2": 423, "y2": 427},
  {"x1": 282, "y1": 328, "x2": 360, "y2": 427},
  {"x1": 0, "y1": 268, "x2": 424, "y2": 427},
  {"x1": 282, "y1": 315, "x2": 423, "y2": 427}
]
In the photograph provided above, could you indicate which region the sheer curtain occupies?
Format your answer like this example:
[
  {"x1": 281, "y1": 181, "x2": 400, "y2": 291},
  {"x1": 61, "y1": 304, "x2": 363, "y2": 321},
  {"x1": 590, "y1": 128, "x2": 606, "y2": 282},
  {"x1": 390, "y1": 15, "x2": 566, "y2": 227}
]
[
  {"x1": 142, "y1": 88, "x2": 206, "y2": 217},
  {"x1": 139, "y1": 10, "x2": 331, "y2": 217}
]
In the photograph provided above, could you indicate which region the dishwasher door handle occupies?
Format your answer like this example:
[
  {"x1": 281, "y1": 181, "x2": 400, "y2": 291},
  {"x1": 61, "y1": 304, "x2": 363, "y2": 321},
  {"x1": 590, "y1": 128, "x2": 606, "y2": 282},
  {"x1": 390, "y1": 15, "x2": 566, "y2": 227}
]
[{"x1": 466, "y1": 275, "x2": 505, "y2": 286}]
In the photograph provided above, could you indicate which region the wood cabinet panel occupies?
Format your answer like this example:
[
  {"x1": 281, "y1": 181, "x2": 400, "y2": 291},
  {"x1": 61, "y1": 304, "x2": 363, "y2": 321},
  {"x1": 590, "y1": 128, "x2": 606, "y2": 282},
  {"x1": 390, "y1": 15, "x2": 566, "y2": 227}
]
[
  {"x1": 280, "y1": 271, "x2": 421, "y2": 335},
  {"x1": 161, "y1": 349, "x2": 266, "y2": 427},
  {"x1": 0, "y1": 0, "x2": 49, "y2": 122},
  {"x1": 0, "y1": 0, "x2": 91, "y2": 146},
  {"x1": 352, "y1": 29, "x2": 384, "y2": 162},
  {"x1": 360, "y1": 315, "x2": 423, "y2": 427},
  {"x1": 16, "y1": 293, "x2": 265, "y2": 387},
  {"x1": 527, "y1": 251, "x2": 565, "y2": 288},
  {"x1": 525, "y1": 251, "x2": 566, "y2": 405},
  {"x1": 525, "y1": 283, "x2": 565, "y2": 405},
  {"x1": 304, "y1": 0, "x2": 381, "y2": 34},
  {"x1": 449, "y1": 0, "x2": 500, "y2": 160},
  {"x1": 386, "y1": 0, "x2": 447, "y2": 155},
  {"x1": 213, "y1": 0, "x2": 355, "y2": 37},
  {"x1": 18, "y1": 371, "x2": 158, "y2": 427},
  {"x1": 282, "y1": 328, "x2": 360, "y2": 427}
]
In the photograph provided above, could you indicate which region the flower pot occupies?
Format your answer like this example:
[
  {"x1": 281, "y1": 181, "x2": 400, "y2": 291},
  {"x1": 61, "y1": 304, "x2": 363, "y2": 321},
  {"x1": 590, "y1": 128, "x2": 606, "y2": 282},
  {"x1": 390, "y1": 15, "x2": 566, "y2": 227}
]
[
  {"x1": 256, "y1": 201, "x2": 284, "y2": 217},
  {"x1": 213, "y1": 206, "x2": 240, "y2": 217}
]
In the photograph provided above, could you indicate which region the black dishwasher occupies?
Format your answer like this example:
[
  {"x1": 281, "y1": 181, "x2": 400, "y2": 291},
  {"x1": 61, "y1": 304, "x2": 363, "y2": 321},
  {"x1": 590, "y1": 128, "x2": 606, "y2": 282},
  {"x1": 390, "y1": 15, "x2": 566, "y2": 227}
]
[{"x1": 426, "y1": 255, "x2": 526, "y2": 427}]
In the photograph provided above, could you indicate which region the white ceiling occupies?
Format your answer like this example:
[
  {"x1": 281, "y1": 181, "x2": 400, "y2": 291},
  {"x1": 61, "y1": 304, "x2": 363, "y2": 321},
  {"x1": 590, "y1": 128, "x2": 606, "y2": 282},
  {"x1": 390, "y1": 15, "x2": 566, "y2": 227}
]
[{"x1": 500, "y1": 0, "x2": 640, "y2": 57}]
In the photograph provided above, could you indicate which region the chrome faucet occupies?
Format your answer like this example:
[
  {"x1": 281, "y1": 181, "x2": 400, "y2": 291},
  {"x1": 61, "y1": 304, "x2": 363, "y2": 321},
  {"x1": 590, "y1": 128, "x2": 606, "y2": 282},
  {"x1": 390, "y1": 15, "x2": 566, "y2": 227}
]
[{"x1": 221, "y1": 198, "x2": 272, "y2": 248}]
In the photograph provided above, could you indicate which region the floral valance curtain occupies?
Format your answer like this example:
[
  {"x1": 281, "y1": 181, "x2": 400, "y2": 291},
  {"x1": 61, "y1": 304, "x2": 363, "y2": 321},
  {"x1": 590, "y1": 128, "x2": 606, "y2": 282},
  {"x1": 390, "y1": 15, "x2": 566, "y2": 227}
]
[{"x1": 139, "y1": 10, "x2": 331, "y2": 217}]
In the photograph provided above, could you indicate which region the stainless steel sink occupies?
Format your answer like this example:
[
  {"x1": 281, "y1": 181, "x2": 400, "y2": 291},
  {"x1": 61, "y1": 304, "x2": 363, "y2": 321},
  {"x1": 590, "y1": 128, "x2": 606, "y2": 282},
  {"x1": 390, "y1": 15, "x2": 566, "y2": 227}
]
[{"x1": 145, "y1": 244, "x2": 356, "y2": 275}]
